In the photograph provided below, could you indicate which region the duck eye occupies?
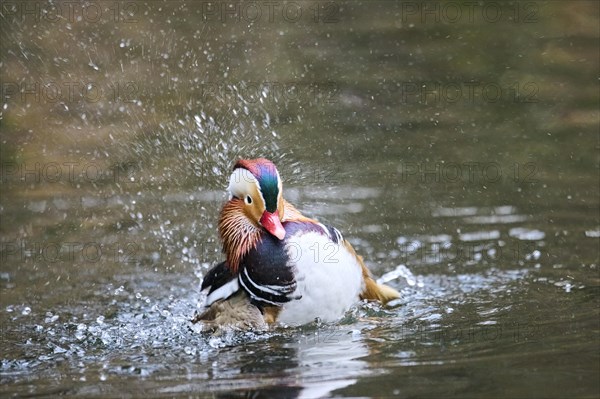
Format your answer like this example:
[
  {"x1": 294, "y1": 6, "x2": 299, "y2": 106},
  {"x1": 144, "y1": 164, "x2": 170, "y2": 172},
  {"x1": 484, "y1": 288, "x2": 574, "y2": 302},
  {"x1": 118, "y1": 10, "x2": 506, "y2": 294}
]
[{"x1": 245, "y1": 195, "x2": 252, "y2": 204}]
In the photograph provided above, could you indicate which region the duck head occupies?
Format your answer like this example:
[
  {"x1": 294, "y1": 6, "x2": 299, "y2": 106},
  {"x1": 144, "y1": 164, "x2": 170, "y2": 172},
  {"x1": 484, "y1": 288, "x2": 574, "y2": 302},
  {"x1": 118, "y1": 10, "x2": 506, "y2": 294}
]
[{"x1": 227, "y1": 158, "x2": 286, "y2": 240}]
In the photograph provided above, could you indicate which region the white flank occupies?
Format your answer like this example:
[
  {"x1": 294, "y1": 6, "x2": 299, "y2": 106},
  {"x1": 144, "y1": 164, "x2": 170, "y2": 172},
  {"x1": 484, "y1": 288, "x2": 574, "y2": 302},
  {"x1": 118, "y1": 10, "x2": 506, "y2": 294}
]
[{"x1": 277, "y1": 231, "x2": 364, "y2": 325}]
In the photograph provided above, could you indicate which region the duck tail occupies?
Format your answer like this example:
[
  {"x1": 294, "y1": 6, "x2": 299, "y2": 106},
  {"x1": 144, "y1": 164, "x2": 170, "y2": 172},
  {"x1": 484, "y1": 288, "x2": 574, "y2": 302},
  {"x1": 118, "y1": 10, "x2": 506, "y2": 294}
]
[
  {"x1": 361, "y1": 276, "x2": 401, "y2": 304},
  {"x1": 343, "y1": 240, "x2": 400, "y2": 304}
]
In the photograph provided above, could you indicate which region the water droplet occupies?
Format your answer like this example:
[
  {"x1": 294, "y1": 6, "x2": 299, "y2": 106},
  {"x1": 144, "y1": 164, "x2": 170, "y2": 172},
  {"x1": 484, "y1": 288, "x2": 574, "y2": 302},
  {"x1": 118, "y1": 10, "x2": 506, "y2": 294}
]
[{"x1": 44, "y1": 313, "x2": 59, "y2": 323}]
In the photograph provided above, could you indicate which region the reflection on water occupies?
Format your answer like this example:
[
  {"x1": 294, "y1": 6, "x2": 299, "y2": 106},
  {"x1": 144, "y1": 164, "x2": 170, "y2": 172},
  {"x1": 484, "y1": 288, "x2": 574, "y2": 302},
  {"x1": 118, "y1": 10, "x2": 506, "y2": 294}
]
[{"x1": 1, "y1": 0, "x2": 599, "y2": 398}]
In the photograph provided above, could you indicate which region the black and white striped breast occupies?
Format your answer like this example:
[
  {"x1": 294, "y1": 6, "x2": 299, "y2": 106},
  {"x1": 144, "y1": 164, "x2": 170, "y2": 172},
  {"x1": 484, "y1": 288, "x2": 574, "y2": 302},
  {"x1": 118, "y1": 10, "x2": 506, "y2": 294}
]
[{"x1": 239, "y1": 231, "x2": 299, "y2": 306}]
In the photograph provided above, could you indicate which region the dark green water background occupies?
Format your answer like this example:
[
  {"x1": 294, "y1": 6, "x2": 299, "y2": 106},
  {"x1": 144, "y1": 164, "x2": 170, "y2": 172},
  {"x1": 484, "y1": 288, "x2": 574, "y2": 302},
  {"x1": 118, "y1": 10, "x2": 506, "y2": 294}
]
[{"x1": 1, "y1": 1, "x2": 599, "y2": 397}]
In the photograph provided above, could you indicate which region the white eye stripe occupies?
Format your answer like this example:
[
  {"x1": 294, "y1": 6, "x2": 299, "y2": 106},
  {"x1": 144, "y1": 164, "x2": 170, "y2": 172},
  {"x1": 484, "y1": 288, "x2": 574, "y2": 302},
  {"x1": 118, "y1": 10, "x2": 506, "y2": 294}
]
[
  {"x1": 228, "y1": 169, "x2": 256, "y2": 194},
  {"x1": 229, "y1": 168, "x2": 257, "y2": 185},
  {"x1": 228, "y1": 168, "x2": 267, "y2": 206}
]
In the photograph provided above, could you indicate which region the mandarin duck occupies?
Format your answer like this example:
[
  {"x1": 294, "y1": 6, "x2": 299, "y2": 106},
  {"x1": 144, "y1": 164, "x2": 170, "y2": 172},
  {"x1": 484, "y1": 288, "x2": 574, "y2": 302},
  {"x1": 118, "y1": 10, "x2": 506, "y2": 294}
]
[{"x1": 194, "y1": 158, "x2": 399, "y2": 329}]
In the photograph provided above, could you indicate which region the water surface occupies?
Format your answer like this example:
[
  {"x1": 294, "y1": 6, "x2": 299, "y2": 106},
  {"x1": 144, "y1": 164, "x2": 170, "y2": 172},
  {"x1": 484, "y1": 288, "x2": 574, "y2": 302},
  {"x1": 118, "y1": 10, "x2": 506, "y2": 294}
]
[{"x1": 1, "y1": 1, "x2": 599, "y2": 397}]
